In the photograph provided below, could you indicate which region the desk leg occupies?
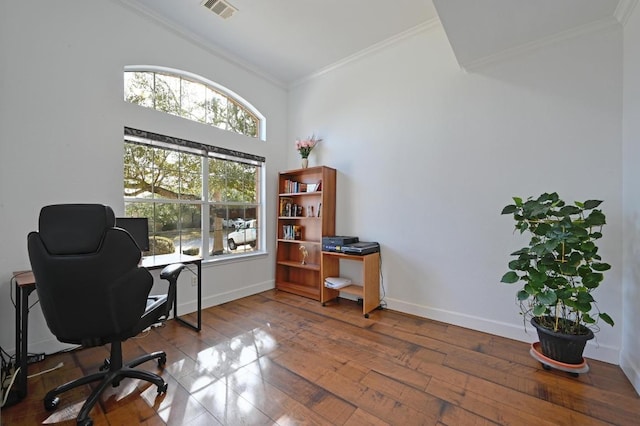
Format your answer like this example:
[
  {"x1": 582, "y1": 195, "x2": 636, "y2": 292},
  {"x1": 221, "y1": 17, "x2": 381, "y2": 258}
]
[
  {"x1": 173, "y1": 261, "x2": 202, "y2": 332},
  {"x1": 196, "y1": 260, "x2": 201, "y2": 330},
  {"x1": 6, "y1": 283, "x2": 32, "y2": 406}
]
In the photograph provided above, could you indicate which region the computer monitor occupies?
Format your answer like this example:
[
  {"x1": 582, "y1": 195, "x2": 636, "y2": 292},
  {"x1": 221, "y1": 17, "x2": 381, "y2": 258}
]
[{"x1": 115, "y1": 217, "x2": 150, "y2": 252}]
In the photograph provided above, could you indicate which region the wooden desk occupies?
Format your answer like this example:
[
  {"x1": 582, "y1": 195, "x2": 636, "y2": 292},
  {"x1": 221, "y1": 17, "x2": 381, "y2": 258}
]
[{"x1": 8, "y1": 254, "x2": 201, "y2": 405}]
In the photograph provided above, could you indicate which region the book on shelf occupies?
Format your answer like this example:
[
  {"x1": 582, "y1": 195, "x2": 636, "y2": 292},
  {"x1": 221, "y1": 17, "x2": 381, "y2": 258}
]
[
  {"x1": 280, "y1": 197, "x2": 294, "y2": 216},
  {"x1": 282, "y1": 225, "x2": 302, "y2": 240},
  {"x1": 282, "y1": 179, "x2": 322, "y2": 193}
]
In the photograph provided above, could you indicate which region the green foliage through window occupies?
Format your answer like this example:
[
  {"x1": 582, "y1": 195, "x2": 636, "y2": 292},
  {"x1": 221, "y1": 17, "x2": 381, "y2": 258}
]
[
  {"x1": 124, "y1": 139, "x2": 262, "y2": 258},
  {"x1": 124, "y1": 70, "x2": 259, "y2": 138}
]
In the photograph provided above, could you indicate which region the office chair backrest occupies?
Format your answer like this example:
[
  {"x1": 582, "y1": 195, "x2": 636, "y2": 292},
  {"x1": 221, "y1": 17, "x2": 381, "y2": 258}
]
[{"x1": 28, "y1": 204, "x2": 154, "y2": 347}]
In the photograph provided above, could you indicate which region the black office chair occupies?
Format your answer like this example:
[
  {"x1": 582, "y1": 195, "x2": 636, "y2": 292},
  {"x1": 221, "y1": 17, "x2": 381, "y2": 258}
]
[{"x1": 27, "y1": 204, "x2": 185, "y2": 426}]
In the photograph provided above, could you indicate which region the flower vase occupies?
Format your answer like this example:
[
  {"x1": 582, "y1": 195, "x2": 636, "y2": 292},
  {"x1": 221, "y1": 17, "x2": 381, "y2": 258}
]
[{"x1": 301, "y1": 158, "x2": 308, "y2": 169}]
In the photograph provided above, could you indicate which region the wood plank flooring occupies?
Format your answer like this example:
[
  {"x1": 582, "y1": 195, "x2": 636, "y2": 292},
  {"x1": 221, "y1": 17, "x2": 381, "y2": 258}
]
[{"x1": 2, "y1": 290, "x2": 639, "y2": 425}]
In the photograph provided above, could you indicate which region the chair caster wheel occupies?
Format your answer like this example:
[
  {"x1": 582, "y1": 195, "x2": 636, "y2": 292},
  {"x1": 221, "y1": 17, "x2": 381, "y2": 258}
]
[
  {"x1": 99, "y1": 358, "x2": 110, "y2": 371},
  {"x1": 158, "y1": 382, "x2": 168, "y2": 394},
  {"x1": 158, "y1": 354, "x2": 167, "y2": 367},
  {"x1": 364, "y1": 313, "x2": 369, "y2": 318},
  {"x1": 44, "y1": 396, "x2": 59, "y2": 411}
]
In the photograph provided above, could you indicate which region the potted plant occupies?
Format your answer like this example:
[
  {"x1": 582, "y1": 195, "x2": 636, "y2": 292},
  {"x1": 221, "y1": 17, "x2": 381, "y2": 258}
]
[{"x1": 500, "y1": 192, "x2": 614, "y2": 365}]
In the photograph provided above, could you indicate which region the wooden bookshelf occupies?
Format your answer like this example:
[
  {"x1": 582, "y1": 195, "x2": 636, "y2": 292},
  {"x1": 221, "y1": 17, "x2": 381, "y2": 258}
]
[{"x1": 275, "y1": 166, "x2": 336, "y2": 300}]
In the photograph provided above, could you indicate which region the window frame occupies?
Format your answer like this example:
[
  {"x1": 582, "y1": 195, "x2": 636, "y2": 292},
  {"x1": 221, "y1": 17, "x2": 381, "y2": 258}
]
[{"x1": 124, "y1": 127, "x2": 266, "y2": 262}]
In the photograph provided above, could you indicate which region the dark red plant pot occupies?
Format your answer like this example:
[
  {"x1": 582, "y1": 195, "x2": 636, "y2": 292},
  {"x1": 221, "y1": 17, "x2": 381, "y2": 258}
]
[{"x1": 530, "y1": 317, "x2": 594, "y2": 365}]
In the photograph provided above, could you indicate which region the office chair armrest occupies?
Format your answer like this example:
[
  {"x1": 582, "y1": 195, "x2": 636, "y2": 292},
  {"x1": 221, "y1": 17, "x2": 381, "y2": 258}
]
[
  {"x1": 160, "y1": 263, "x2": 186, "y2": 282},
  {"x1": 158, "y1": 263, "x2": 186, "y2": 319}
]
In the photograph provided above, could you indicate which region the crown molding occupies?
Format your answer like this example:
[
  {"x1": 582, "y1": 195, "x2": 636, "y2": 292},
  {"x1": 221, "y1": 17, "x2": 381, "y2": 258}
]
[
  {"x1": 290, "y1": 18, "x2": 441, "y2": 89},
  {"x1": 460, "y1": 15, "x2": 621, "y2": 72},
  {"x1": 614, "y1": 0, "x2": 638, "y2": 26},
  {"x1": 114, "y1": 0, "x2": 287, "y2": 89}
]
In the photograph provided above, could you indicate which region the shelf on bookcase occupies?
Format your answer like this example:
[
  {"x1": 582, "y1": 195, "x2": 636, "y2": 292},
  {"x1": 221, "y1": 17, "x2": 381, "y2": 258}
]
[
  {"x1": 277, "y1": 260, "x2": 320, "y2": 271},
  {"x1": 278, "y1": 216, "x2": 320, "y2": 220},
  {"x1": 336, "y1": 284, "x2": 363, "y2": 297},
  {"x1": 277, "y1": 239, "x2": 320, "y2": 245},
  {"x1": 279, "y1": 191, "x2": 322, "y2": 196},
  {"x1": 276, "y1": 281, "x2": 321, "y2": 299}
]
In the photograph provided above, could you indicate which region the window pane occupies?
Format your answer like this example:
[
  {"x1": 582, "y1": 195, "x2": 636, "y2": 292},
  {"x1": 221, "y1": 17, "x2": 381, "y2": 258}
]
[
  {"x1": 240, "y1": 164, "x2": 259, "y2": 203},
  {"x1": 209, "y1": 205, "x2": 227, "y2": 256},
  {"x1": 210, "y1": 159, "x2": 259, "y2": 203},
  {"x1": 179, "y1": 204, "x2": 202, "y2": 256},
  {"x1": 208, "y1": 157, "x2": 229, "y2": 201},
  {"x1": 124, "y1": 202, "x2": 170, "y2": 255},
  {"x1": 152, "y1": 203, "x2": 180, "y2": 255},
  {"x1": 227, "y1": 101, "x2": 258, "y2": 137},
  {"x1": 178, "y1": 152, "x2": 202, "y2": 200},
  {"x1": 124, "y1": 143, "x2": 158, "y2": 199},
  {"x1": 155, "y1": 150, "x2": 182, "y2": 198},
  {"x1": 205, "y1": 88, "x2": 228, "y2": 128},
  {"x1": 124, "y1": 72, "x2": 154, "y2": 108},
  {"x1": 225, "y1": 211, "x2": 258, "y2": 253},
  {"x1": 154, "y1": 73, "x2": 181, "y2": 116},
  {"x1": 181, "y1": 78, "x2": 206, "y2": 123}
]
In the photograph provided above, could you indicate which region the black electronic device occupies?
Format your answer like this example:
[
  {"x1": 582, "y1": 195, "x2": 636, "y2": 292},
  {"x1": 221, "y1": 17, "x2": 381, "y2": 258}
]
[
  {"x1": 341, "y1": 241, "x2": 380, "y2": 255},
  {"x1": 322, "y1": 236, "x2": 359, "y2": 253},
  {"x1": 322, "y1": 236, "x2": 359, "y2": 245},
  {"x1": 116, "y1": 217, "x2": 150, "y2": 252},
  {"x1": 322, "y1": 243, "x2": 342, "y2": 253}
]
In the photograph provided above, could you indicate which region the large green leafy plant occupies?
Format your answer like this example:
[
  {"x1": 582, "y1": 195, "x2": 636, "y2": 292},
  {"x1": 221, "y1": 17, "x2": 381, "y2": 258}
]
[{"x1": 501, "y1": 192, "x2": 614, "y2": 335}]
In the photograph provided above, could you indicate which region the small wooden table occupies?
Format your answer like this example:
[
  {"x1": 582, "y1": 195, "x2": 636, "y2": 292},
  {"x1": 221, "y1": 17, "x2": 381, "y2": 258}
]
[{"x1": 321, "y1": 251, "x2": 381, "y2": 318}]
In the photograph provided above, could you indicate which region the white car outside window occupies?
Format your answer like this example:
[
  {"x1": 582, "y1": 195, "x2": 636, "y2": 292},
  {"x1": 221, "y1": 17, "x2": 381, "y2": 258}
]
[{"x1": 227, "y1": 219, "x2": 257, "y2": 250}]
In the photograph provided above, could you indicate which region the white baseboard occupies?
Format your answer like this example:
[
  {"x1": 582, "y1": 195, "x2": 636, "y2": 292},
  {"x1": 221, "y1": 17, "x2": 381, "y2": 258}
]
[
  {"x1": 385, "y1": 297, "x2": 620, "y2": 364},
  {"x1": 178, "y1": 279, "x2": 274, "y2": 314},
  {"x1": 620, "y1": 353, "x2": 640, "y2": 395}
]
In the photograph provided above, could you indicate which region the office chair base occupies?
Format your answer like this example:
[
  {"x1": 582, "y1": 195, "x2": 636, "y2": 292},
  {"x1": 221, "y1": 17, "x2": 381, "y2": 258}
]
[{"x1": 43, "y1": 344, "x2": 167, "y2": 426}]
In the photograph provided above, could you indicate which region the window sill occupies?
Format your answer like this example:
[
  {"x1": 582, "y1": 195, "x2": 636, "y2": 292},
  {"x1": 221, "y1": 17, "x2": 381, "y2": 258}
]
[{"x1": 202, "y1": 250, "x2": 268, "y2": 266}]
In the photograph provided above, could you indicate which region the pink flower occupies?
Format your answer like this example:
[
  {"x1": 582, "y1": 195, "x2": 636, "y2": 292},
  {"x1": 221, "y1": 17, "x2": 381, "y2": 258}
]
[{"x1": 295, "y1": 134, "x2": 322, "y2": 158}]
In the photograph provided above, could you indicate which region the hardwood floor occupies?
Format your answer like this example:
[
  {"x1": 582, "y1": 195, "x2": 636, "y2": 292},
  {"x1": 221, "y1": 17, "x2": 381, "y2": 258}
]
[{"x1": 2, "y1": 290, "x2": 639, "y2": 425}]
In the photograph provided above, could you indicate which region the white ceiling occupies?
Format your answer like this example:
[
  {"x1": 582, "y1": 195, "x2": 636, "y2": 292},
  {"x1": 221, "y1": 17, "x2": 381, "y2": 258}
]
[
  {"x1": 120, "y1": 0, "x2": 635, "y2": 87},
  {"x1": 120, "y1": 0, "x2": 438, "y2": 86},
  {"x1": 433, "y1": 0, "x2": 631, "y2": 70}
]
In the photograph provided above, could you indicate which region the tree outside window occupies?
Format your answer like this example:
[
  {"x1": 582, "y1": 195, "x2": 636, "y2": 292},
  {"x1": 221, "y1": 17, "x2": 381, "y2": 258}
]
[
  {"x1": 124, "y1": 141, "x2": 262, "y2": 258},
  {"x1": 123, "y1": 67, "x2": 264, "y2": 259}
]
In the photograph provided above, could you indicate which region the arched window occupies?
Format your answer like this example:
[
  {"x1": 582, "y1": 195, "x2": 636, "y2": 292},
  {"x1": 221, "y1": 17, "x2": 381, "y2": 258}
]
[
  {"x1": 123, "y1": 67, "x2": 266, "y2": 260},
  {"x1": 124, "y1": 66, "x2": 265, "y2": 140}
]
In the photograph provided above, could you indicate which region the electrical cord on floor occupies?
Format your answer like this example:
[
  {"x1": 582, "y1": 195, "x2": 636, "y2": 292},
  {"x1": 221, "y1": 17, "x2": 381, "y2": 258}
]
[
  {"x1": 1, "y1": 344, "x2": 16, "y2": 406},
  {"x1": 27, "y1": 362, "x2": 64, "y2": 379},
  {"x1": 378, "y1": 248, "x2": 387, "y2": 310},
  {"x1": 1, "y1": 366, "x2": 20, "y2": 408}
]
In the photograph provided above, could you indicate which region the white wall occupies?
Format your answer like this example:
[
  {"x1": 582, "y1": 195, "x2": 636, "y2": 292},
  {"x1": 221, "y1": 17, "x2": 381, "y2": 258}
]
[
  {"x1": 0, "y1": 0, "x2": 632, "y2": 378},
  {"x1": 621, "y1": 4, "x2": 640, "y2": 392},
  {"x1": 289, "y1": 23, "x2": 624, "y2": 363},
  {"x1": 0, "y1": 0, "x2": 287, "y2": 354}
]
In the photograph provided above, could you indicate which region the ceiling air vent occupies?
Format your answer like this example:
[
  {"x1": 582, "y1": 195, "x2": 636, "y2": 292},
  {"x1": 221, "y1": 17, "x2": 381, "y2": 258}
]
[{"x1": 201, "y1": 0, "x2": 237, "y2": 19}]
